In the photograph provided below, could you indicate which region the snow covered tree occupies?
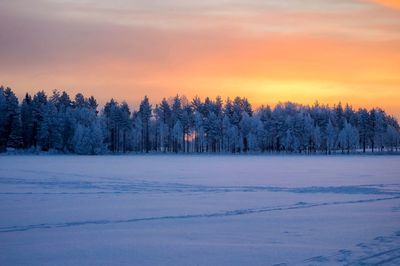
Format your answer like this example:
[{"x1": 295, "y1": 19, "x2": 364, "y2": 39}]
[
  {"x1": 326, "y1": 119, "x2": 336, "y2": 154},
  {"x1": 73, "y1": 93, "x2": 86, "y2": 109},
  {"x1": 222, "y1": 115, "x2": 232, "y2": 152},
  {"x1": 154, "y1": 99, "x2": 171, "y2": 152},
  {"x1": 357, "y1": 108, "x2": 370, "y2": 153},
  {"x1": 37, "y1": 101, "x2": 63, "y2": 151},
  {"x1": 313, "y1": 125, "x2": 322, "y2": 152},
  {"x1": 1, "y1": 86, "x2": 399, "y2": 155},
  {"x1": 172, "y1": 120, "x2": 183, "y2": 153},
  {"x1": 139, "y1": 96, "x2": 152, "y2": 153},
  {"x1": 131, "y1": 113, "x2": 143, "y2": 152},
  {"x1": 374, "y1": 109, "x2": 386, "y2": 151},
  {"x1": 7, "y1": 113, "x2": 23, "y2": 149},
  {"x1": 181, "y1": 104, "x2": 193, "y2": 152},
  {"x1": 385, "y1": 125, "x2": 399, "y2": 152},
  {"x1": 103, "y1": 99, "x2": 118, "y2": 152},
  {"x1": 31, "y1": 91, "x2": 48, "y2": 148},
  {"x1": 240, "y1": 112, "x2": 253, "y2": 152},
  {"x1": 334, "y1": 102, "x2": 345, "y2": 131},
  {"x1": 204, "y1": 112, "x2": 220, "y2": 152},
  {"x1": 0, "y1": 87, "x2": 22, "y2": 151},
  {"x1": 367, "y1": 108, "x2": 387, "y2": 152},
  {"x1": 71, "y1": 108, "x2": 105, "y2": 155},
  {"x1": 339, "y1": 121, "x2": 359, "y2": 153},
  {"x1": 0, "y1": 87, "x2": 9, "y2": 151},
  {"x1": 193, "y1": 111, "x2": 205, "y2": 152}
]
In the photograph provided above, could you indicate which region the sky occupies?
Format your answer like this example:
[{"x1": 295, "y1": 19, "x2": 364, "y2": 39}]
[{"x1": 0, "y1": 0, "x2": 399, "y2": 117}]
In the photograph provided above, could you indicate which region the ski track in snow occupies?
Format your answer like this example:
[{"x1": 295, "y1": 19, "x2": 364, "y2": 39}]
[
  {"x1": 1, "y1": 160, "x2": 400, "y2": 265},
  {"x1": 0, "y1": 196, "x2": 399, "y2": 233},
  {"x1": 1, "y1": 170, "x2": 400, "y2": 233},
  {"x1": 296, "y1": 231, "x2": 400, "y2": 265},
  {"x1": 1, "y1": 173, "x2": 400, "y2": 196}
]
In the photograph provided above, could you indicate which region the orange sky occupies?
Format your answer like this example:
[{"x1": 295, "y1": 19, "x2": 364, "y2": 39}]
[{"x1": 0, "y1": 0, "x2": 400, "y2": 117}]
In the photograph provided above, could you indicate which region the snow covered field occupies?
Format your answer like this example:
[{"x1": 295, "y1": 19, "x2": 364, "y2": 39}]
[{"x1": 0, "y1": 155, "x2": 400, "y2": 265}]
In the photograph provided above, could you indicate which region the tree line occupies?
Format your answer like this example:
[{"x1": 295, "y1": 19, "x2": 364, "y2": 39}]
[{"x1": 1, "y1": 86, "x2": 399, "y2": 155}]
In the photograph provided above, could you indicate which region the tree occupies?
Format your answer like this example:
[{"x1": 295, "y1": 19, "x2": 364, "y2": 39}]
[
  {"x1": 313, "y1": 125, "x2": 322, "y2": 152},
  {"x1": 181, "y1": 104, "x2": 193, "y2": 152},
  {"x1": 334, "y1": 102, "x2": 345, "y2": 131},
  {"x1": 38, "y1": 101, "x2": 63, "y2": 151},
  {"x1": 155, "y1": 98, "x2": 171, "y2": 152},
  {"x1": 19, "y1": 94, "x2": 35, "y2": 149},
  {"x1": 285, "y1": 128, "x2": 299, "y2": 152},
  {"x1": 193, "y1": 111, "x2": 205, "y2": 153},
  {"x1": 172, "y1": 120, "x2": 183, "y2": 153},
  {"x1": 139, "y1": 96, "x2": 152, "y2": 152},
  {"x1": 1, "y1": 86, "x2": 400, "y2": 155},
  {"x1": 0, "y1": 87, "x2": 9, "y2": 151},
  {"x1": 326, "y1": 119, "x2": 336, "y2": 154},
  {"x1": 7, "y1": 113, "x2": 23, "y2": 149},
  {"x1": 31, "y1": 91, "x2": 48, "y2": 148},
  {"x1": 222, "y1": 115, "x2": 232, "y2": 152},
  {"x1": 0, "y1": 87, "x2": 22, "y2": 151},
  {"x1": 87, "y1": 96, "x2": 98, "y2": 112},
  {"x1": 357, "y1": 108, "x2": 369, "y2": 153},
  {"x1": 74, "y1": 93, "x2": 86, "y2": 109},
  {"x1": 71, "y1": 108, "x2": 105, "y2": 155},
  {"x1": 339, "y1": 121, "x2": 359, "y2": 154},
  {"x1": 385, "y1": 125, "x2": 399, "y2": 152},
  {"x1": 374, "y1": 109, "x2": 387, "y2": 151},
  {"x1": 103, "y1": 98, "x2": 118, "y2": 152},
  {"x1": 239, "y1": 112, "x2": 253, "y2": 152},
  {"x1": 119, "y1": 102, "x2": 132, "y2": 152},
  {"x1": 132, "y1": 113, "x2": 143, "y2": 151}
]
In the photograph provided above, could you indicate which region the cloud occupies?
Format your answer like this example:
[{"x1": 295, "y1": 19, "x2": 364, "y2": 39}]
[
  {"x1": 369, "y1": 0, "x2": 400, "y2": 9},
  {"x1": 0, "y1": 0, "x2": 399, "y2": 117}
]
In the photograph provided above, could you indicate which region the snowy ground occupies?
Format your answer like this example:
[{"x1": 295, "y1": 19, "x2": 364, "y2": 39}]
[{"x1": 0, "y1": 155, "x2": 400, "y2": 265}]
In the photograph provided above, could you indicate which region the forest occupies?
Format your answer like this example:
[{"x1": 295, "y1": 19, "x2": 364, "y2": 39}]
[{"x1": 0, "y1": 86, "x2": 399, "y2": 155}]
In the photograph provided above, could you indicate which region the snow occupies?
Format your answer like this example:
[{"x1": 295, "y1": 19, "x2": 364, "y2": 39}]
[{"x1": 0, "y1": 155, "x2": 400, "y2": 265}]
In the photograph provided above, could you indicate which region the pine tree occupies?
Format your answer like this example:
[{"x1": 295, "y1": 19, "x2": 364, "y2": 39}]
[
  {"x1": 0, "y1": 87, "x2": 8, "y2": 151},
  {"x1": 368, "y1": 109, "x2": 377, "y2": 152},
  {"x1": 7, "y1": 113, "x2": 23, "y2": 149},
  {"x1": 193, "y1": 111, "x2": 205, "y2": 152},
  {"x1": 222, "y1": 115, "x2": 232, "y2": 152},
  {"x1": 181, "y1": 104, "x2": 193, "y2": 152},
  {"x1": 339, "y1": 121, "x2": 359, "y2": 154},
  {"x1": 139, "y1": 96, "x2": 152, "y2": 153},
  {"x1": 103, "y1": 99, "x2": 119, "y2": 152},
  {"x1": 356, "y1": 108, "x2": 368, "y2": 152},
  {"x1": 334, "y1": 102, "x2": 345, "y2": 131},
  {"x1": 20, "y1": 94, "x2": 34, "y2": 149},
  {"x1": 1, "y1": 87, "x2": 400, "y2": 155},
  {"x1": 385, "y1": 125, "x2": 399, "y2": 152},
  {"x1": 132, "y1": 113, "x2": 143, "y2": 151},
  {"x1": 239, "y1": 112, "x2": 252, "y2": 152},
  {"x1": 172, "y1": 120, "x2": 183, "y2": 153},
  {"x1": 313, "y1": 125, "x2": 322, "y2": 152},
  {"x1": 0, "y1": 87, "x2": 21, "y2": 151},
  {"x1": 326, "y1": 119, "x2": 336, "y2": 154},
  {"x1": 38, "y1": 101, "x2": 63, "y2": 151},
  {"x1": 74, "y1": 93, "x2": 86, "y2": 108},
  {"x1": 31, "y1": 91, "x2": 48, "y2": 148}
]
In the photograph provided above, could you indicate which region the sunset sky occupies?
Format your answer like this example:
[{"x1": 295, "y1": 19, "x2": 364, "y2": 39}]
[{"x1": 0, "y1": 0, "x2": 399, "y2": 117}]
